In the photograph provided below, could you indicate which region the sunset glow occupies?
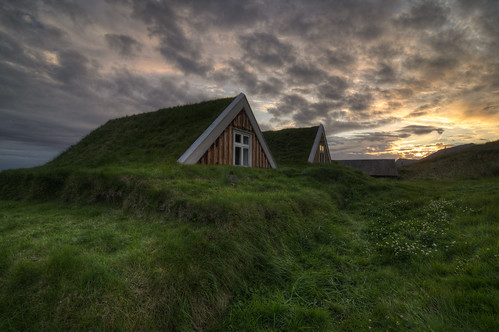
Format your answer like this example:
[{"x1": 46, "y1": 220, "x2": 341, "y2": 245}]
[{"x1": 0, "y1": 0, "x2": 498, "y2": 170}]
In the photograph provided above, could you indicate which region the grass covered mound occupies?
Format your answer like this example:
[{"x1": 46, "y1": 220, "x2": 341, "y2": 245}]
[
  {"x1": 48, "y1": 97, "x2": 235, "y2": 168},
  {"x1": 0, "y1": 162, "x2": 498, "y2": 331},
  {"x1": 263, "y1": 126, "x2": 319, "y2": 166},
  {"x1": 399, "y1": 140, "x2": 499, "y2": 180}
]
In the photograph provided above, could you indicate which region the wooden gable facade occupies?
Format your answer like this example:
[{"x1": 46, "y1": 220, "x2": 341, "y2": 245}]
[
  {"x1": 178, "y1": 93, "x2": 277, "y2": 168},
  {"x1": 308, "y1": 124, "x2": 332, "y2": 164},
  {"x1": 198, "y1": 110, "x2": 271, "y2": 168}
]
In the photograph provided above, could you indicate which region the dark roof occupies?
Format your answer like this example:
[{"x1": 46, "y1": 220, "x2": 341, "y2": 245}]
[
  {"x1": 49, "y1": 97, "x2": 235, "y2": 167},
  {"x1": 263, "y1": 126, "x2": 319, "y2": 166},
  {"x1": 336, "y1": 159, "x2": 398, "y2": 177},
  {"x1": 395, "y1": 159, "x2": 419, "y2": 168}
]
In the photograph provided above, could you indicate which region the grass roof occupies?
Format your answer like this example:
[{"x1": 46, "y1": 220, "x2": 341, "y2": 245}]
[
  {"x1": 48, "y1": 97, "x2": 235, "y2": 168},
  {"x1": 263, "y1": 126, "x2": 319, "y2": 166}
]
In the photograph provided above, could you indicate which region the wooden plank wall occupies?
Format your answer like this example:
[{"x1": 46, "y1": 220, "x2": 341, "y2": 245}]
[
  {"x1": 313, "y1": 134, "x2": 332, "y2": 163},
  {"x1": 197, "y1": 110, "x2": 271, "y2": 168}
]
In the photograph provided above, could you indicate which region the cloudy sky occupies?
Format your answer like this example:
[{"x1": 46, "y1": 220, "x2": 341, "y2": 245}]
[{"x1": 1, "y1": 0, "x2": 498, "y2": 170}]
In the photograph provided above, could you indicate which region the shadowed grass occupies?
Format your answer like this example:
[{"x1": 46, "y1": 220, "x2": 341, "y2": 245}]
[{"x1": 0, "y1": 164, "x2": 497, "y2": 331}]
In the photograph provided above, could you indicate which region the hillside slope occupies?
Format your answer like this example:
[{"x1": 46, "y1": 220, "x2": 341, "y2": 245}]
[
  {"x1": 399, "y1": 140, "x2": 499, "y2": 179},
  {"x1": 47, "y1": 97, "x2": 234, "y2": 168},
  {"x1": 1, "y1": 163, "x2": 497, "y2": 331},
  {"x1": 422, "y1": 143, "x2": 475, "y2": 160},
  {"x1": 263, "y1": 126, "x2": 318, "y2": 166}
]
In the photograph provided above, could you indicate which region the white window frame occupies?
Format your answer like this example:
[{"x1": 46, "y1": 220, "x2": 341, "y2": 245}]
[
  {"x1": 233, "y1": 129, "x2": 252, "y2": 167},
  {"x1": 319, "y1": 144, "x2": 325, "y2": 163}
]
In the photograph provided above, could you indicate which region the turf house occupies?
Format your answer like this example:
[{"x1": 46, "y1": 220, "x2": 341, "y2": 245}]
[
  {"x1": 178, "y1": 93, "x2": 276, "y2": 168},
  {"x1": 263, "y1": 124, "x2": 332, "y2": 166},
  {"x1": 49, "y1": 93, "x2": 277, "y2": 169}
]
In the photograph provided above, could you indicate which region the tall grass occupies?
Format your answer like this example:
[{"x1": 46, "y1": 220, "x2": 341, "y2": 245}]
[{"x1": 0, "y1": 164, "x2": 497, "y2": 331}]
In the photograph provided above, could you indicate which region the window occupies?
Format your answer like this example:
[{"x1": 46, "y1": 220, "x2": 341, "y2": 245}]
[
  {"x1": 234, "y1": 130, "x2": 251, "y2": 166},
  {"x1": 319, "y1": 144, "x2": 325, "y2": 163}
]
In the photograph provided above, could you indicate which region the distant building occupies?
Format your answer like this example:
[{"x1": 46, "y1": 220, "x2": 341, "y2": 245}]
[
  {"x1": 336, "y1": 159, "x2": 398, "y2": 178},
  {"x1": 395, "y1": 159, "x2": 419, "y2": 168},
  {"x1": 263, "y1": 124, "x2": 332, "y2": 165}
]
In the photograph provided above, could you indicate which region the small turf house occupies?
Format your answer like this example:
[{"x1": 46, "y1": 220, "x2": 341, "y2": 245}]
[
  {"x1": 263, "y1": 124, "x2": 331, "y2": 165},
  {"x1": 178, "y1": 93, "x2": 276, "y2": 168},
  {"x1": 49, "y1": 93, "x2": 276, "y2": 168}
]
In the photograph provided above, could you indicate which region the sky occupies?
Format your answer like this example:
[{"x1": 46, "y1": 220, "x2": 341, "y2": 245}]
[{"x1": 1, "y1": 0, "x2": 498, "y2": 170}]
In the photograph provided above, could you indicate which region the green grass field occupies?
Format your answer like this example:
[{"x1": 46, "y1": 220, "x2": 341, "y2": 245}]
[{"x1": 1, "y1": 162, "x2": 497, "y2": 331}]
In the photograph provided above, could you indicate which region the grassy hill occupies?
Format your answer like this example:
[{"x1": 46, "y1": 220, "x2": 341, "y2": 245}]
[
  {"x1": 399, "y1": 140, "x2": 499, "y2": 179},
  {"x1": 0, "y1": 110, "x2": 498, "y2": 330},
  {"x1": 422, "y1": 143, "x2": 475, "y2": 160},
  {"x1": 1, "y1": 161, "x2": 497, "y2": 331},
  {"x1": 47, "y1": 97, "x2": 234, "y2": 168}
]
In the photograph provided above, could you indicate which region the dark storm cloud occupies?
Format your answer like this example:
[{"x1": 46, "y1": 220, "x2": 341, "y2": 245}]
[
  {"x1": 327, "y1": 118, "x2": 397, "y2": 135},
  {"x1": 364, "y1": 63, "x2": 398, "y2": 84},
  {"x1": 222, "y1": 60, "x2": 285, "y2": 97},
  {"x1": 427, "y1": 28, "x2": 469, "y2": 57},
  {"x1": 286, "y1": 62, "x2": 327, "y2": 85},
  {"x1": 0, "y1": 111, "x2": 85, "y2": 149},
  {"x1": 105, "y1": 34, "x2": 142, "y2": 57},
  {"x1": 0, "y1": 1, "x2": 67, "y2": 50},
  {"x1": 41, "y1": 0, "x2": 90, "y2": 22},
  {"x1": 292, "y1": 101, "x2": 340, "y2": 126},
  {"x1": 0, "y1": 2, "x2": 210, "y2": 170},
  {"x1": 394, "y1": 0, "x2": 449, "y2": 29},
  {"x1": 347, "y1": 92, "x2": 373, "y2": 112},
  {"x1": 105, "y1": 68, "x2": 208, "y2": 110},
  {"x1": 456, "y1": 0, "x2": 499, "y2": 41},
  {"x1": 130, "y1": 0, "x2": 212, "y2": 75},
  {"x1": 408, "y1": 104, "x2": 431, "y2": 118},
  {"x1": 273, "y1": 0, "x2": 399, "y2": 42},
  {"x1": 398, "y1": 125, "x2": 444, "y2": 136},
  {"x1": 176, "y1": 0, "x2": 264, "y2": 28},
  {"x1": 404, "y1": 55, "x2": 459, "y2": 81},
  {"x1": 323, "y1": 49, "x2": 357, "y2": 71},
  {"x1": 317, "y1": 76, "x2": 349, "y2": 100},
  {"x1": 367, "y1": 43, "x2": 403, "y2": 61},
  {"x1": 238, "y1": 32, "x2": 296, "y2": 69},
  {"x1": 255, "y1": 77, "x2": 285, "y2": 97},
  {"x1": 50, "y1": 50, "x2": 101, "y2": 89},
  {"x1": 268, "y1": 94, "x2": 310, "y2": 119}
]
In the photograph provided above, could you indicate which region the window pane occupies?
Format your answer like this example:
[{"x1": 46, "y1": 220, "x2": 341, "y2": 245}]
[
  {"x1": 243, "y1": 148, "x2": 249, "y2": 166},
  {"x1": 235, "y1": 146, "x2": 241, "y2": 165},
  {"x1": 243, "y1": 135, "x2": 249, "y2": 145},
  {"x1": 235, "y1": 134, "x2": 241, "y2": 143}
]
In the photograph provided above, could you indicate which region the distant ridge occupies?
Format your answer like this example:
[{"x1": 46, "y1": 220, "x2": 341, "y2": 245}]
[
  {"x1": 399, "y1": 140, "x2": 499, "y2": 179},
  {"x1": 422, "y1": 143, "x2": 475, "y2": 160}
]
